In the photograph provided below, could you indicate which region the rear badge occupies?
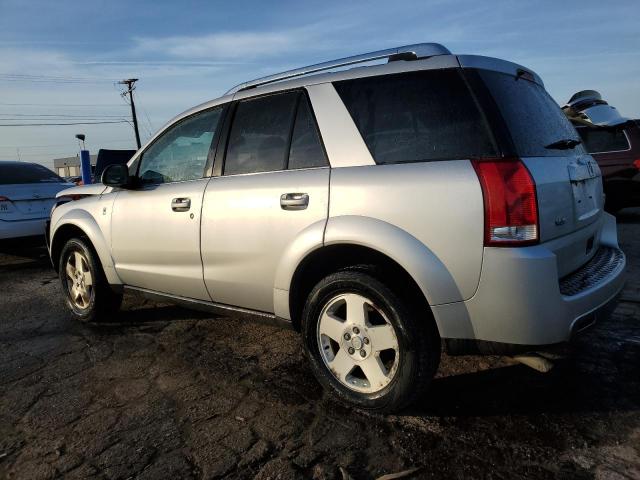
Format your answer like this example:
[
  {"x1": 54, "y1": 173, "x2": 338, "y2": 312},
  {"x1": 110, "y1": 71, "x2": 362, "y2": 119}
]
[{"x1": 555, "y1": 217, "x2": 566, "y2": 226}]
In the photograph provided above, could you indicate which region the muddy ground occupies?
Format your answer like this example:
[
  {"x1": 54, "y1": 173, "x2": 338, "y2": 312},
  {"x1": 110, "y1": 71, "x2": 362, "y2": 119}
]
[{"x1": 1, "y1": 210, "x2": 639, "y2": 480}]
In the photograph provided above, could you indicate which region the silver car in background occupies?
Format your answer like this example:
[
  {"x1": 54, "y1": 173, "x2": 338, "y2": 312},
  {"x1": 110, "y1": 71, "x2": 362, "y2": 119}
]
[
  {"x1": 0, "y1": 161, "x2": 71, "y2": 240},
  {"x1": 48, "y1": 43, "x2": 626, "y2": 412}
]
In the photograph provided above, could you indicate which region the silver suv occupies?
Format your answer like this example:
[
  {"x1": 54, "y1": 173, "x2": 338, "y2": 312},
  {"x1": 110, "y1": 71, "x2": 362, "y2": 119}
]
[{"x1": 48, "y1": 43, "x2": 626, "y2": 412}]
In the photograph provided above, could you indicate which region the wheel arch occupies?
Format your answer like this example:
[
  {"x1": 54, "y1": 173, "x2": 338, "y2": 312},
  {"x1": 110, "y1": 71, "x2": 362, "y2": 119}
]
[
  {"x1": 50, "y1": 210, "x2": 122, "y2": 286},
  {"x1": 281, "y1": 216, "x2": 469, "y2": 338}
]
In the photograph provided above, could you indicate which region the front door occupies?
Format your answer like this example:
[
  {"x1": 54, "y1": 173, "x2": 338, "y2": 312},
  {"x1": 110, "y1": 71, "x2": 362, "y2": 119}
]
[
  {"x1": 111, "y1": 106, "x2": 225, "y2": 299},
  {"x1": 201, "y1": 90, "x2": 330, "y2": 312}
]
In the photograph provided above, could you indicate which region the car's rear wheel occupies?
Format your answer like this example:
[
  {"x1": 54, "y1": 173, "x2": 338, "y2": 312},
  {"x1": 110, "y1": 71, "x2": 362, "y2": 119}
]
[
  {"x1": 301, "y1": 270, "x2": 440, "y2": 412},
  {"x1": 59, "y1": 237, "x2": 122, "y2": 323}
]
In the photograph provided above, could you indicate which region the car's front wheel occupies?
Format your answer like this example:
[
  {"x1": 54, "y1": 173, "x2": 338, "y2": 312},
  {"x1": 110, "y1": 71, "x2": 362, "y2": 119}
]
[
  {"x1": 301, "y1": 270, "x2": 440, "y2": 412},
  {"x1": 59, "y1": 237, "x2": 122, "y2": 322}
]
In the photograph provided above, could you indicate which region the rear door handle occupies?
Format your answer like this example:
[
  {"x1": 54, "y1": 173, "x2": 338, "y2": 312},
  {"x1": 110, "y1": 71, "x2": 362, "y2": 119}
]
[
  {"x1": 280, "y1": 193, "x2": 309, "y2": 210},
  {"x1": 171, "y1": 197, "x2": 191, "y2": 212}
]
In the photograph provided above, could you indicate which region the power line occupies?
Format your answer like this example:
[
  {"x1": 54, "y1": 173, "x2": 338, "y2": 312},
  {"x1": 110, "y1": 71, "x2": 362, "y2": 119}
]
[
  {"x1": 0, "y1": 120, "x2": 130, "y2": 126},
  {"x1": 0, "y1": 102, "x2": 128, "y2": 107},
  {"x1": 0, "y1": 113, "x2": 130, "y2": 118}
]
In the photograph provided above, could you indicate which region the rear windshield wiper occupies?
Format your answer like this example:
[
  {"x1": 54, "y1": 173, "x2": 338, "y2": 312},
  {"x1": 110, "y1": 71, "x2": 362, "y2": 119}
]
[{"x1": 544, "y1": 138, "x2": 582, "y2": 150}]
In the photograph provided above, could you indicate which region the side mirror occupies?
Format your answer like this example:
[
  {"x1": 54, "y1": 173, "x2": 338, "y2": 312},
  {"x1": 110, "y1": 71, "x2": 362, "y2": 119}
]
[{"x1": 101, "y1": 163, "x2": 130, "y2": 188}]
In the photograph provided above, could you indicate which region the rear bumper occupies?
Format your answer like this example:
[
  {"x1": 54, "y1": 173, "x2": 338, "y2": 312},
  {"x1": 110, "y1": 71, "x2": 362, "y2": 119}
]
[
  {"x1": 433, "y1": 213, "x2": 626, "y2": 347},
  {"x1": 0, "y1": 217, "x2": 47, "y2": 240}
]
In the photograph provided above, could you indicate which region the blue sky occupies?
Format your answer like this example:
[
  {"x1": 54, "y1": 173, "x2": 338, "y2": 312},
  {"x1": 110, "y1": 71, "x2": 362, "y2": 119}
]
[{"x1": 0, "y1": 0, "x2": 639, "y2": 167}]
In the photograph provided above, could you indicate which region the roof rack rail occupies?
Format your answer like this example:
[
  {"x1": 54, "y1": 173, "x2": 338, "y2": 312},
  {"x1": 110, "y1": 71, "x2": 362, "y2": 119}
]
[{"x1": 225, "y1": 43, "x2": 451, "y2": 95}]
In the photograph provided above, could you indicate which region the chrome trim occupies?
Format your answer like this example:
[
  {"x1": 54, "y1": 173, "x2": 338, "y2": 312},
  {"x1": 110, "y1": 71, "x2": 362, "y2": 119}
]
[{"x1": 225, "y1": 43, "x2": 451, "y2": 94}]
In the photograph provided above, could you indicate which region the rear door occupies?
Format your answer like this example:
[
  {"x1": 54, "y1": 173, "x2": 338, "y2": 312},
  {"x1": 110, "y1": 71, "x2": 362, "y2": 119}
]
[
  {"x1": 201, "y1": 90, "x2": 330, "y2": 313},
  {"x1": 469, "y1": 67, "x2": 604, "y2": 275}
]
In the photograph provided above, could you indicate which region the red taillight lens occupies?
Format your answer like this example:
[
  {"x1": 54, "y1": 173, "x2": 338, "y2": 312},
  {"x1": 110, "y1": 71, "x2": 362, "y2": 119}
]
[
  {"x1": 472, "y1": 158, "x2": 539, "y2": 247},
  {"x1": 633, "y1": 159, "x2": 640, "y2": 170},
  {"x1": 0, "y1": 196, "x2": 10, "y2": 201}
]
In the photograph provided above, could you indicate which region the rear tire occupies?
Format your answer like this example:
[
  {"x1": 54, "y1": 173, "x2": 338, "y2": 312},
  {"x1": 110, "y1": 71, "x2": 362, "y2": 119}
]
[
  {"x1": 59, "y1": 237, "x2": 122, "y2": 323},
  {"x1": 301, "y1": 270, "x2": 440, "y2": 412}
]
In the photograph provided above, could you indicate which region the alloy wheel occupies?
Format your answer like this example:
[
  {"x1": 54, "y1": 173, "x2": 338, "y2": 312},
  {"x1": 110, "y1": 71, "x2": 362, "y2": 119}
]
[
  {"x1": 65, "y1": 250, "x2": 94, "y2": 310},
  {"x1": 317, "y1": 293, "x2": 400, "y2": 393}
]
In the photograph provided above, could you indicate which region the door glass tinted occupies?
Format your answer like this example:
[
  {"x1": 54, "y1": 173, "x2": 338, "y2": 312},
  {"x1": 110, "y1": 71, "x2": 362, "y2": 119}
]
[
  {"x1": 0, "y1": 163, "x2": 64, "y2": 184},
  {"x1": 288, "y1": 97, "x2": 327, "y2": 169},
  {"x1": 225, "y1": 92, "x2": 298, "y2": 175},
  {"x1": 333, "y1": 69, "x2": 497, "y2": 164},
  {"x1": 575, "y1": 127, "x2": 629, "y2": 153},
  {"x1": 139, "y1": 107, "x2": 223, "y2": 184},
  {"x1": 477, "y1": 69, "x2": 585, "y2": 157}
]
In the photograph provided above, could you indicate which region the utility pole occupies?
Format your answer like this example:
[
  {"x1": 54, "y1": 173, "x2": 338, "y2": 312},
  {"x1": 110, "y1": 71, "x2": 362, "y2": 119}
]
[{"x1": 118, "y1": 78, "x2": 142, "y2": 149}]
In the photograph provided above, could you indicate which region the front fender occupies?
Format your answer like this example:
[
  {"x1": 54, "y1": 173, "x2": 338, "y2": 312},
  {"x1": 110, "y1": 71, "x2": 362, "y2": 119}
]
[{"x1": 51, "y1": 207, "x2": 122, "y2": 286}]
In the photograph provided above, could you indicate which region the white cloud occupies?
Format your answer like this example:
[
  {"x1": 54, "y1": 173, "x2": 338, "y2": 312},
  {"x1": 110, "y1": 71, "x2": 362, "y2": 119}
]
[{"x1": 134, "y1": 30, "x2": 304, "y2": 60}]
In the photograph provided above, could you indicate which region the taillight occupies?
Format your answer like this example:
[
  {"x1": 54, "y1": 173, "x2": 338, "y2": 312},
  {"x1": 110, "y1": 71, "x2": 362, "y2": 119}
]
[
  {"x1": 472, "y1": 158, "x2": 539, "y2": 247},
  {"x1": 0, "y1": 196, "x2": 10, "y2": 201},
  {"x1": 633, "y1": 159, "x2": 640, "y2": 170}
]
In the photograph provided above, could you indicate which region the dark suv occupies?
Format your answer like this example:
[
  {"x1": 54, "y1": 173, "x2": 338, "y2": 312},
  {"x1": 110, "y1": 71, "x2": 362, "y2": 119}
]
[
  {"x1": 575, "y1": 121, "x2": 640, "y2": 213},
  {"x1": 563, "y1": 90, "x2": 640, "y2": 213}
]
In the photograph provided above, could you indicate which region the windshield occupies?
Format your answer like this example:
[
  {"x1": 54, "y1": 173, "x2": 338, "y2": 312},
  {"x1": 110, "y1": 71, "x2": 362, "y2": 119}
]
[
  {"x1": 476, "y1": 69, "x2": 585, "y2": 157},
  {"x1": 0, "y1": 163, "x2": 64, "y2": 185}
]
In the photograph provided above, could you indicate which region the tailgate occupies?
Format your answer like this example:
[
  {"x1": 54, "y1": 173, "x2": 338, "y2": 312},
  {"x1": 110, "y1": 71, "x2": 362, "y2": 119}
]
[
  {"x1": 464, "y1": 63, "x2": 606, "y2": 277},
  {"x1": 522, "y1": 155, "x2": 604, "y2": 277}
]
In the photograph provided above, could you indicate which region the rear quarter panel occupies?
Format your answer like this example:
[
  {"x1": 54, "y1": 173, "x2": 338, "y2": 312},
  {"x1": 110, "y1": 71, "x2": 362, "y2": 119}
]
[{"x1": 326, "y1": 161, "x2": 484, "y2": 305}]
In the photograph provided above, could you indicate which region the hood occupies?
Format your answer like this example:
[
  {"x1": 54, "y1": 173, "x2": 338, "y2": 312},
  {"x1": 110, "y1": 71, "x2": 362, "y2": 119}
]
[{"x1": 56, "y1": 183, "x2": 110, "y2": 198}]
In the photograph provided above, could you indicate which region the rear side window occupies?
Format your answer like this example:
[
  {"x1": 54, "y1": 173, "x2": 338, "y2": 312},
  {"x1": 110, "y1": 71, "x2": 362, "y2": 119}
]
[
  {"x1": 288, "y1": 97, "x2": 328, "y2": 170},
  {"x1": 224, "y1": 92, "x2": 298, "y2": 175},
  {"x1": 575, "y1": 127, "x2": 629, "y2": 153},
  {"x1": 477, "y1": 70, "x2": 585, "y2": 157},
  {"x1": 333, "y1": 69, "x2": 497, "y2": 164},
  {"x1": 0, "y1": 163, "x2": 63, "y2": 184}
]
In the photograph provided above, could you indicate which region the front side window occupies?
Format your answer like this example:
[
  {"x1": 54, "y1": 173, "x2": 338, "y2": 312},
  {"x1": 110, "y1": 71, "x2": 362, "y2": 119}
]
[
  {"x1": 334, "y1": 69, "x2": 497, "y2": 164},
  {"x1": 224, "y1": 92, "x2": 299, "y2": 175},
  {"x1": 139, "y1": 107, "x2": 223, "y2": 184},
  {"x1": 576, "y1": 127, "x2": 630, "y2": 153}
]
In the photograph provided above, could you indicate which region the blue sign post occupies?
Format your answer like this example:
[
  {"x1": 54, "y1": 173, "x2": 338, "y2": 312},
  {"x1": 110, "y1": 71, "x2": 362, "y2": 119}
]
[{"x1": 80, "y1": 150, "x2": 92, "y2": 185}]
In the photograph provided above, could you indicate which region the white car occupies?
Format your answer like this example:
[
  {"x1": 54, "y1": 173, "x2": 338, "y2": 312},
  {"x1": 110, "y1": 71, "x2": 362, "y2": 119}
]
[{"x1": 0, "y1": 161, "x2": 72, "y2": 240}]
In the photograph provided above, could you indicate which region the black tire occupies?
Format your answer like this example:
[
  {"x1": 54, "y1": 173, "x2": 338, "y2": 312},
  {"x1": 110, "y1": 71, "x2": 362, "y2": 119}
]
[
  {"x1": 301, "y1": 269, "x2": 440, "y2": 412},
  {"x1": 58, "y1": 236, "x2": 122, "y2": 323}
]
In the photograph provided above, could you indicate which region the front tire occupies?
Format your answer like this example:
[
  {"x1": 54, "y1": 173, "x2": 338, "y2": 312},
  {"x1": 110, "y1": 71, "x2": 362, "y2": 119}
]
[
  {"x1": 301, "y1": 270, "x2": 440, "y2": 412},
  {"x1": 59, "y1": 237, "x2": 122, "y2": 323}
]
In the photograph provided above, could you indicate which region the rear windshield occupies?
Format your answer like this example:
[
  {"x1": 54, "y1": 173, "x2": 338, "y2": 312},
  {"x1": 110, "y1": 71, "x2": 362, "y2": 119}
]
[
  {"x1": 333, "y1": 69, "x2": 498, "y2": 164},
  {"x1": 575, "y1": 127, "x2": 629, "y2": 153},
  {"x1": 477, "y1": 70, "x2": 585, "y2": 157},
  {"x1": 0, "y1": 163, "x2": 64, "y2": 185}
]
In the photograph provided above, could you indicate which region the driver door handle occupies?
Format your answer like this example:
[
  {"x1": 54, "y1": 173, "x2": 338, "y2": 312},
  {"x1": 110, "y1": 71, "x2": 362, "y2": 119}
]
[
  {"x1": 280, "y1": 193, "x2": 309, "y2": 210},
  {"x1": 171, "y1": 197, "x2": 191, "y2": 212}
]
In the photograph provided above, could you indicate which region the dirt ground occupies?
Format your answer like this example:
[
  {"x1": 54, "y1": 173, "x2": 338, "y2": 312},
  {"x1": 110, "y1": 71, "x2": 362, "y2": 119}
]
[{"x1": 1, "y1": 211, "x2": 639, "y2": 480}]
